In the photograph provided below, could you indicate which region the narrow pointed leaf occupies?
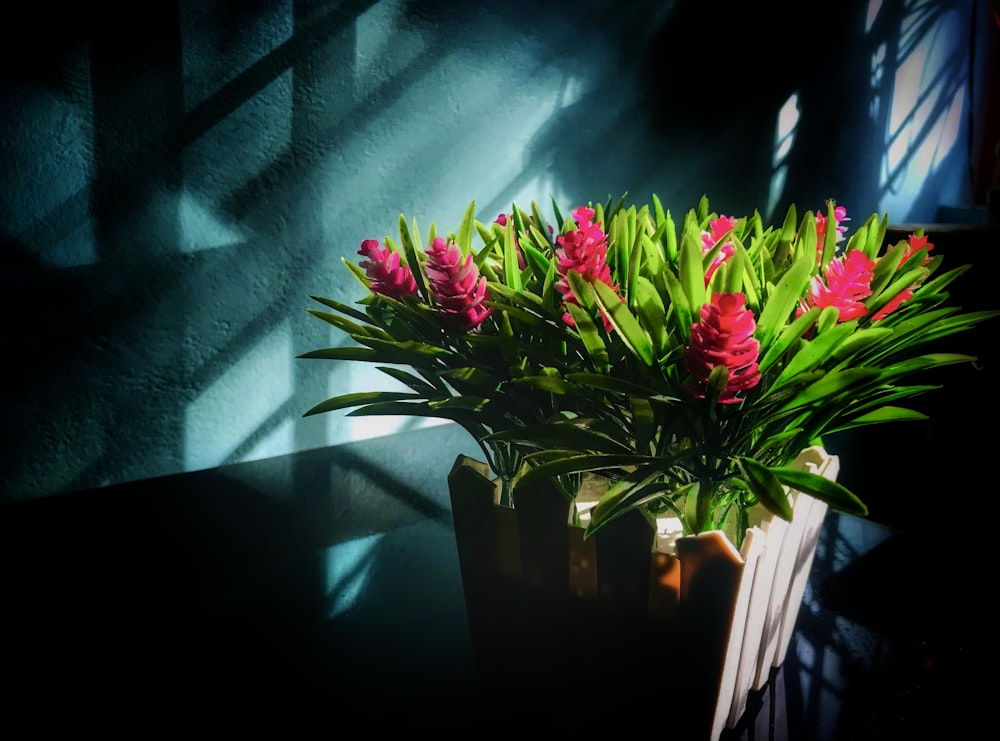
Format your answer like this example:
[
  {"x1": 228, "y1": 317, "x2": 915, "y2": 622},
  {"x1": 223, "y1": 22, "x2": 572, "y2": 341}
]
[
  {"x1": 770, "y1": 467, "x2": 868, "y2": 516},
  {"x1": 303, "y1": 391, "x2": 425, "y2": 417},
  {"x1": 740, "y1": 457, "x2": 793, "y2": 521},
  {"x1": 593, "y1": 279, "x2": 655, "y2": 365}
]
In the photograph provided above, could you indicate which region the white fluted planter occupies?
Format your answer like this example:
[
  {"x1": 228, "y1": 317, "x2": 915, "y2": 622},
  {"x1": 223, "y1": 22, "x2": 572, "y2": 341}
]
[{"x1": 448, "y1": 446, "x2": 839, "y2": 740}]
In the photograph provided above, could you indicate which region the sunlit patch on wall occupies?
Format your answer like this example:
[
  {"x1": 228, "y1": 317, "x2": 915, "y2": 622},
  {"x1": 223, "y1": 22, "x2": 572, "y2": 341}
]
[
  {"x1": 878, "y1": 4, "x2": 967, "y2": 219},
  {"x1": 241, "y1": 417, "x2": 295, "y2": 463},
  {"x1": 865, "y1": 0, "x2": 884, "y2": 33},
  {"x1": 354, "y1": 0, "x2": 427, "y2": 98},
  {"x1": 869, "y1": 42, "x2": 887, "y2": 121},
  {"x1": 325, "y1": 533, "x2": 383, "y2": 617},
  {"x1": 185, "y1": 319, "x2": 292, "y2": 470},
  {"x1": 767, "y1": 92, "x2": 801, "y2": 220},
  {"x1": 178, "y1": 186, "x2": 248, "y2": 252},
  {"x1": 182, "y1": 70, "x2": 293, "y2": 234}
]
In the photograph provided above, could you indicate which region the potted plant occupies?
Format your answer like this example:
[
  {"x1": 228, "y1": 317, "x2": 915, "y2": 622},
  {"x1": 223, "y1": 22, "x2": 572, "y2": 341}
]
[{"x1": 301, "y1": 195, "x2": 996, "y2": 737}]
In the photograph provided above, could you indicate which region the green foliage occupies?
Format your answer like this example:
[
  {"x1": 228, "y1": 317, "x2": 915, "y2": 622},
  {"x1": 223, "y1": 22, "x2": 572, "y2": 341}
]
[{"x1": 301, "y1": 195, "x2": 998, "y2": 538}]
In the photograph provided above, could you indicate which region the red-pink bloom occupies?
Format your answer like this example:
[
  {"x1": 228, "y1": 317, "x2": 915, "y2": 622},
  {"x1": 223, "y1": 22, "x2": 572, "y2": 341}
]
[
  {"x1": 424, "y1": 237, "x2": 493, "y2": 331},
  {"x1": 815, "y1": 205, "x2": 850, "y2": 263},
  {"x1": 555, "y1": 206, "x2": 618, "y2": 329},
  {"x1": 898, "y1": 232, "x2": 935, "y2": 267},
  {"x1": 870, "y1": 232, "x2": 935, "y2": 321},
  {"x1": 800, "y1": 249, "x2": 876, "y2": 322},
  {"x1": 684, "y1": 292, "x2": 761, "y2": 404},
  {"x1": 871, "y1": 288, "x2": 913, "y2": 322},
  {"x1": 701, "y1": 215, "x2": 738, "y2": 285},
  {"x1": 358, "y1": 239, "x2": 418, "y2": 299}
]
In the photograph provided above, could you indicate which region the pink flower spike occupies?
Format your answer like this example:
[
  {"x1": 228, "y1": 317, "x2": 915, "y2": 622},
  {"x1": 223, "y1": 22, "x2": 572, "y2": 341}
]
[
  {"x1": 572, "y1": 206, "x2": 596, "y2": 227},
  {"x1": 684, "y1": 292, "x2": 761, "y2": 404},
  {"x1": 816, "y1": 205, "x2": 850, "y2": 242},
  {"x1": 358, "y1": 239, "x2": 418, "y2": 299},
  {"x1": 871, "y1": 288, "x2": 914, "y2": 322},
  {"x1": 554, "y1": 210, "x2": 617, "y2": 330},
  {"x1": 424, "y1": 237, "x2": 493, "y2": 331},
  {"x1": 898, "y1": 232, "x2": 935, "y2": 268},
  {"x1": 801, "y1": 249, "x2": 876, "y2": 322}
]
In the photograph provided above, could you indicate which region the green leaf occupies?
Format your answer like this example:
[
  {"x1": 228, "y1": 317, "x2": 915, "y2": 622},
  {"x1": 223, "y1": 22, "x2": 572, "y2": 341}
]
[
  {"x1": 626, "y1": 210, "x2": 644, "y2": 304},
  {"x1": 765, "y1": 320, "x2": 858, "y2": 395},
  {"x1": 439, "y1": 366, "x2": 502, "y2": 390},
  {"x1": 428, "y1": 396, "x2": 491, "y2": 412},
  {"x1": 354, "y1": 336, "x2": 453, "y2": 362},
  {"x1": 739, "y1": 457, "x2": 793, "y2": 522},
  {"x1": 298, "y1": 346, "x2": 380, "y2": 361},
  {"x1": 377, "y1": 366, "x2": 444, "y2": 394},
  {"x1": 310, "y1": 294, "x2": 376, "y2": 325},
  {"x1": 757, "y1": 306, "x2": 819, "y2": 375},
  {"x1": 306, "y1": 308, "x2": 389, "y2": 339},
  {"x1": 756, "y1": 254, "x2": 813, "y2": 352},
  {"x1": 303, "y1": 391, "x2": 424, "y2": 417},
  {"x1": 633, "y1": 277, "x2": 670, "y2": 357},
  {"x1": 512, "y1": 374, "x2": 578, "y2": 394},
  {"x1": 503, "y1": 219, "x2": 523, "y2": 292},
  {"x1": 518, "y1": 453, "x2": 655, "y2": 483},
  {"x1": 587, "y1": 464, "x2": 678, "y2": 536},
  {"x1": 521, "y1": 241, "x2": 552, "y2": 285},
  {"x1": 564, "y1": 372, "x2": 655, "y2": 397},
  {"x1": 679, "y1": 226, "x2": 707, "y2": 314},
  {"x1": 566, "y1": 303, "x2": 610, "y2": 371},
  {"x1": 486, "y1": 420, "x2": 633, "y2": 454},
  {"x1": 593, "y1": 280, "x2": 655, "y2": 366},
  {"x1": 770, "y1": 467, "x2": 868, "y2": 517},
  {"x1": 661, "y1": 265, "x2": 693, "y2": 344},
  {"x1": 566, "y1": 270, "x2": 598, "y2": 313},
  {"x1": 819, "y1": 201, "x2": 838, "y2": 266},
  {"x1": 831, "y1": 405, "x2": 928, "y2": 432},
  {"x1": 341, "y1": 257, "x2": 374, "y2": 290},
  {"x1": 398, "y1": 214, "x2": 430, "y2": 302},
  {"x1": 777, "y1": 368, "x2": 881, "y2": 412},
  {"x1": 456, "y1": 200, "x2": 476, "y2": 253},
  {"x1": 722, "y1": 235, "x2": 747, "y2": 296},
  {"x1": 829, "y1": 327, "x2": 894, "y2": 364},
  {"x1": 630, "y1": 395, "x2": 655, "y2": 455}
]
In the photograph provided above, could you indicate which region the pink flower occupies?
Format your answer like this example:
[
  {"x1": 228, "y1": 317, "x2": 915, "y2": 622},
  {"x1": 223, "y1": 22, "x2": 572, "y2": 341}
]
[
  {"x1": 898, "y1": 232, "x2": 935, "y2": 268},
  {"x1": 424, "y1": 237, "x2": 493, "y2": 331},
  {"x1": 358, "y1": 239, "x2": 418, "y2": 299},
  {"x1": 815, "y1": 205, "x2": 850, "y2": 263},
  {"x1": 870, "y1": 232, "x2": 935, "y2": 321},
  {"x1": 800, "y1": 249, "x2": 876, "y2": 322},
  {"x1": 684, "y1": 292, "x2": 761, "y2": 404},
  {"x1": 701, "y1": 215, "x2": 738, "y2": 285},
  {"x1": 554, "y1": 206, "x2": 618, "y2": 329},
  {"x1": 871, "y1": 288, "x2": 913, "y2": 322}
]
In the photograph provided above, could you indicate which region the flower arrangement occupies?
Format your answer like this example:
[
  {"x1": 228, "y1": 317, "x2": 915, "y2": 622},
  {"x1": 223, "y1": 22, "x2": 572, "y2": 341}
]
[{"x1": 301, "y1": 195, "x2": 996, "y2": 547}]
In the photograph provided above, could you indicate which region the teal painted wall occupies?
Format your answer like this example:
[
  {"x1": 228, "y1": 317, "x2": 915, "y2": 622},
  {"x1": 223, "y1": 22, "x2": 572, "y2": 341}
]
[{"x1": 2, "y1": 0, "x2": 995, "y2": 500}]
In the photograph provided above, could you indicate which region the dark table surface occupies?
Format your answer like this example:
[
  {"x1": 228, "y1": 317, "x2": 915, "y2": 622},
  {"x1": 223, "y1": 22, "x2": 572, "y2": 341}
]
[{"x1": 1, "y1": 423, "x2": 992, "y2": 737}]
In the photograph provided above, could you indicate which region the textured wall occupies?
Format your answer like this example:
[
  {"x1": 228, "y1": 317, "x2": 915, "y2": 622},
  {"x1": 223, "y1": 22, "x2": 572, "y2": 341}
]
[{"x1": 1, "y1": 0, "x2": 992, "y2": 500}]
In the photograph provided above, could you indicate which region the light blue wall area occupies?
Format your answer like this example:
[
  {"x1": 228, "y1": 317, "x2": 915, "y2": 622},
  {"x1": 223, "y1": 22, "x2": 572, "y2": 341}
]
[{"x1": 1, "y1": 0, "x2": 993, "y2": 500}]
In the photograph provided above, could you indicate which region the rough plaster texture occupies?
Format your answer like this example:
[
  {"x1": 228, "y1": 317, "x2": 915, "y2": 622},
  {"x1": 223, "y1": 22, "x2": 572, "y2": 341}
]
[{"x1": 1, "y1": 0, "x2": 992, "y2": 500}]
